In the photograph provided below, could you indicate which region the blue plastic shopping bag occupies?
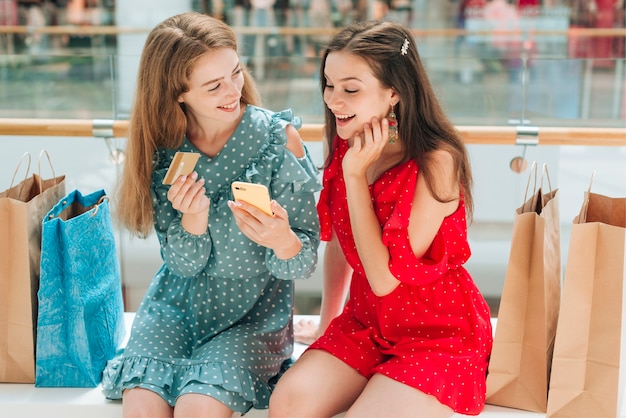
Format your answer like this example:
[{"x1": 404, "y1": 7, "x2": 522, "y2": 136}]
[{"x1": 35, "y1": 189, "x2": 125, "y2": 387}]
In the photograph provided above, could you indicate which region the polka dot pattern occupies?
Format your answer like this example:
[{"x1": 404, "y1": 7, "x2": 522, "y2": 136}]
[
  {"x1": 310, "y1": 136, "x2": 493, "y2": 415},
  {"x1": 102, "y1": 107, "x2": 321, "y2": 413}
]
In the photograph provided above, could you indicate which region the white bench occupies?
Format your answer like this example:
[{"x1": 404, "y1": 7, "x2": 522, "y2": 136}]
[{"x1": 0, "y1": 314, "x2": 543, "y2": 418}]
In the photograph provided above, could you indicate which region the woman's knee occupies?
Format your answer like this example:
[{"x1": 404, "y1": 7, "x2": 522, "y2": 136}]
[
  {"x1": 269, "y1": 368, "x2": 308, "y2": 415},
  {"x1": 122, "y1": 388, "x2": 172, "y2": 418},
  {"x1": 174, "y1": 393, "x2": 233, "y2": 418},
  {"x1": 269, "y1": 350, "x2": 367, "y2": 417},
  {"x1": 269, "y1": 353, "x2": 328, "y2": 417}
]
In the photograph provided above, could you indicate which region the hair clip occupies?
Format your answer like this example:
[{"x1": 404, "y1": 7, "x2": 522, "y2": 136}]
[{"x1": 401, "y1": 38, "x2": 409, "y2": 56}]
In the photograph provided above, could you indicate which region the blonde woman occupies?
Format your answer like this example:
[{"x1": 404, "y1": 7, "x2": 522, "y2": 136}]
[{"x1": 102, "y1": 12, "x2": 320, "y2": 418}]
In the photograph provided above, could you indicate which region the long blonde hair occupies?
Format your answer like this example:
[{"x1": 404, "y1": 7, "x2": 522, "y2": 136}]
[{"x1": 117, "y1": 12, "x2": 261, "y2": 237}]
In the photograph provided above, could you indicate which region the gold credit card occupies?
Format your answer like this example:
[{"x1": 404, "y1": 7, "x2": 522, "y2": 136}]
[{"x1": 162, "y1": 152, "x2": 201, "y2": 185}]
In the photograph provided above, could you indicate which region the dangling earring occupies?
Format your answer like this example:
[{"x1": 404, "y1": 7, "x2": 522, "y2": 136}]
[{"x1": 387, "y1": 105, "x2": 398, "y2": 144}]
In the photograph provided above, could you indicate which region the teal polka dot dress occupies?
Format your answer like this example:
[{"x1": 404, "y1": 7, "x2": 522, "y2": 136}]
[{"x1": 102, "y1": 106, "x2": 321, "y2": 413}]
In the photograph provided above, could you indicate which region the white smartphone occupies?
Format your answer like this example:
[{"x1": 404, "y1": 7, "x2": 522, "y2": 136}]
[
  {"x1": 162, "y1": 152, "x2": 200, "y2": 185},
  {"x1": 231, "y1": 181, "x2": 273, "y2": 216}
]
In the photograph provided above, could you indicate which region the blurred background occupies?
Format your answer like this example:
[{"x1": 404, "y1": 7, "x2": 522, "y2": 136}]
[{"x1": 0, "y1": 0, "x2": 624, "y2": 315}]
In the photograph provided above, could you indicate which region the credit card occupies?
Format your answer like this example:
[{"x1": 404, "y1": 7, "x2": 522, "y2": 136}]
[{"x1": 162, "y1": 152, "x2": 201, "y2": 185}]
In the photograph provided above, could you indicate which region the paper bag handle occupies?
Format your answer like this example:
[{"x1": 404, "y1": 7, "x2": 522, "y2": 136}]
[
  {"x1": 522, "y1": 160, "x2": 538, "y2": 204},
  {"x1": 8, "y1": 152, "x2": 32, "y2": 198},
  {"x1": 36, "y1": 149, "x2": 58, "y2": 190},
  {"x1": 540, "y1": 163, "x2": 553, "y2": 194},
  {"x1": 575, "y1": 171, "x2": 596, "y2": 224},
  {"x1": 539, "y1": 163, "x2": 553, "y2": 207}
]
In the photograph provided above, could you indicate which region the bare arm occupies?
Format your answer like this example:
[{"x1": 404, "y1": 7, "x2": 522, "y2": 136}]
[
  {"x1": 285, "y1": 123, "x2": 305, "y2": 158},
  {"x1": 343, "y1": 118, "x2": 399, "y2": 296},
  {"x1": 343, "y1": 118, "x2": 460, "y2": 296},
  {"x1": 318, "y1": 233, "x2": 352, "y2": 332},
  {"x1": 344, "y1": 174, "x2": 399, "y2": 296},
  {"x1": 407, "y1": 150, "x2": 460, "y2": 258},
  {"x1": 294, "y1": 233, "x2": 351, "y2": 345}
]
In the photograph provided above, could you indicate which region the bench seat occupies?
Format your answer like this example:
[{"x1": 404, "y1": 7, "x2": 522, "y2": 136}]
[{"x1": 0, "y1": 314, "x2": 545, "y2": 417}]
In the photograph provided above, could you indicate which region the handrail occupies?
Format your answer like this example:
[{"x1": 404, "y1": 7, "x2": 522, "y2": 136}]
[
  {"x1": 0, "y1": 118, "x2": 624, "y2": 146},
  {"x1": 0, "y1": 25, "x2": 624, "y2": 38}
]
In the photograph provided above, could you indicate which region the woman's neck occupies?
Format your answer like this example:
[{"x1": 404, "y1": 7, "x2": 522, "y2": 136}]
[{"x1": 187, "y1": 105, "x2": 246, "y2": 157}]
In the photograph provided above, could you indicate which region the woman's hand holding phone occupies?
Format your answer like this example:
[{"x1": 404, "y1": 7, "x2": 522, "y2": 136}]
[{"x1": 228, "y1": 182, "x2": 302, "y2": 259}]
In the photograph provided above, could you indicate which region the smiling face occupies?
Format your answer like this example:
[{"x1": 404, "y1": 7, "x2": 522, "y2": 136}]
[
  {"x1": 323, "y1": 51, "x2": 397, "y2": 141},
  {"x1": 178, "y1": 48, "x2": 244, "y2": 125}
]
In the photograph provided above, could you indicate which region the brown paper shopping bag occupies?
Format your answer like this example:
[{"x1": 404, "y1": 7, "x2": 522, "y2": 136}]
[
  {"x1": 0, "y1": 151, "x2": 65, "y2": 383},
  {"x1": 486, "y1": 163, "x2": 561, "y2": 412},
  {"x1": 547, "y1": 179, "x2": 626, "y2": 418}
]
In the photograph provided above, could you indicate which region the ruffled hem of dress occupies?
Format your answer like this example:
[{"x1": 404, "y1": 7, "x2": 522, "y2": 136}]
[{"x1": 101, "y1": 355, "x2": 273, "y2": 410}]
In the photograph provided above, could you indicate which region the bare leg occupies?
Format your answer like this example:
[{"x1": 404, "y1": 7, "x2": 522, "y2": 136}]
[
  {"x1": 123, "y1": 388, "x2": 173, "y2": 418},
  {"x1": 174, "y1": 393, "x2": 233, "y2": 418},
  {"x1": 345, "y1": 374, "x2": 454, "y2": 418},
  {"x1": 269, "y1": 349, "x2": 367, "y2": 418}
]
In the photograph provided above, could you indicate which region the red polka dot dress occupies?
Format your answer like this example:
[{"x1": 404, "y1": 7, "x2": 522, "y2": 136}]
[{"x1": 308, "y1": 137, "x2": 493, "y2": 415}]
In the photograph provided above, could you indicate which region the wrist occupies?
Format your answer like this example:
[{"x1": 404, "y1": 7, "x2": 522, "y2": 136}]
[
  {"x1": 343, "y1": 170, "x2": 366, "y2": 184},
  {"x1": 273, "y1": 231, "x2": 302, "y2": 260},
  {"x1": 181, "y1": 210, "x2": 209, "y2": 236}
]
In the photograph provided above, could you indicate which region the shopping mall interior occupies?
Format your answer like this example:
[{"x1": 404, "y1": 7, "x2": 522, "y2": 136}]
[
  {"x1": 1, "y1": 1, "x2": 626, "y2": 417},
  {"x1": 1, "y1": 0, "x2": 625, "y2": 315}
]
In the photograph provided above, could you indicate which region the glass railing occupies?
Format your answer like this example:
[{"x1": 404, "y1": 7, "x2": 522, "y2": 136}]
[
  {"x1": 1, "y1": 52, "x2": 624, "y2": 127},
  {"x1": 1, "y1": 48, "x2": 624, "y2": 313}
]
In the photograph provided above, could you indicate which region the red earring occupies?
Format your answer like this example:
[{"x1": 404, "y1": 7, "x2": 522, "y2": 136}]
[{"x1": 388, "y1": 105, "x2": 397, "y2": 144}]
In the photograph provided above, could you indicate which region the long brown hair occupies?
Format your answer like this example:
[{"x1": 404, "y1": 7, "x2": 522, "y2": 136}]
[
  {"x1": 319, "y1": 20, "x2": 474, "y2": 220},
  {"x1": 117, "y1": 12, "x2": 261, "y2": 237}
]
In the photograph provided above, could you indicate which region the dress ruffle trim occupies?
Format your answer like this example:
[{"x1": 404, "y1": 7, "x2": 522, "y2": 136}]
[
  {"x1": 152, "y1": 107, "x2": 318, "y2": 215},
  {"x1": 161, "y1": 217, "x2": 213, "y2": 278},
  {"x1": 242, "y1": 108, "x2": 318, "y2": 195},
  {"x1": 101, "y1": 355, "x2": 272, "y2": 409},
  {"x1": 380, "y1": 162, "x2": 452, "y2": 284},
  {"x1": 319, "y1": 136, "x2": 452, "y2": 284},
  {"x1": 317, "y1": 136, "x2": 343, "y2": 242},
  {"x1": 265, "y1": 236, "x2": 318, "y2": 280}
]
